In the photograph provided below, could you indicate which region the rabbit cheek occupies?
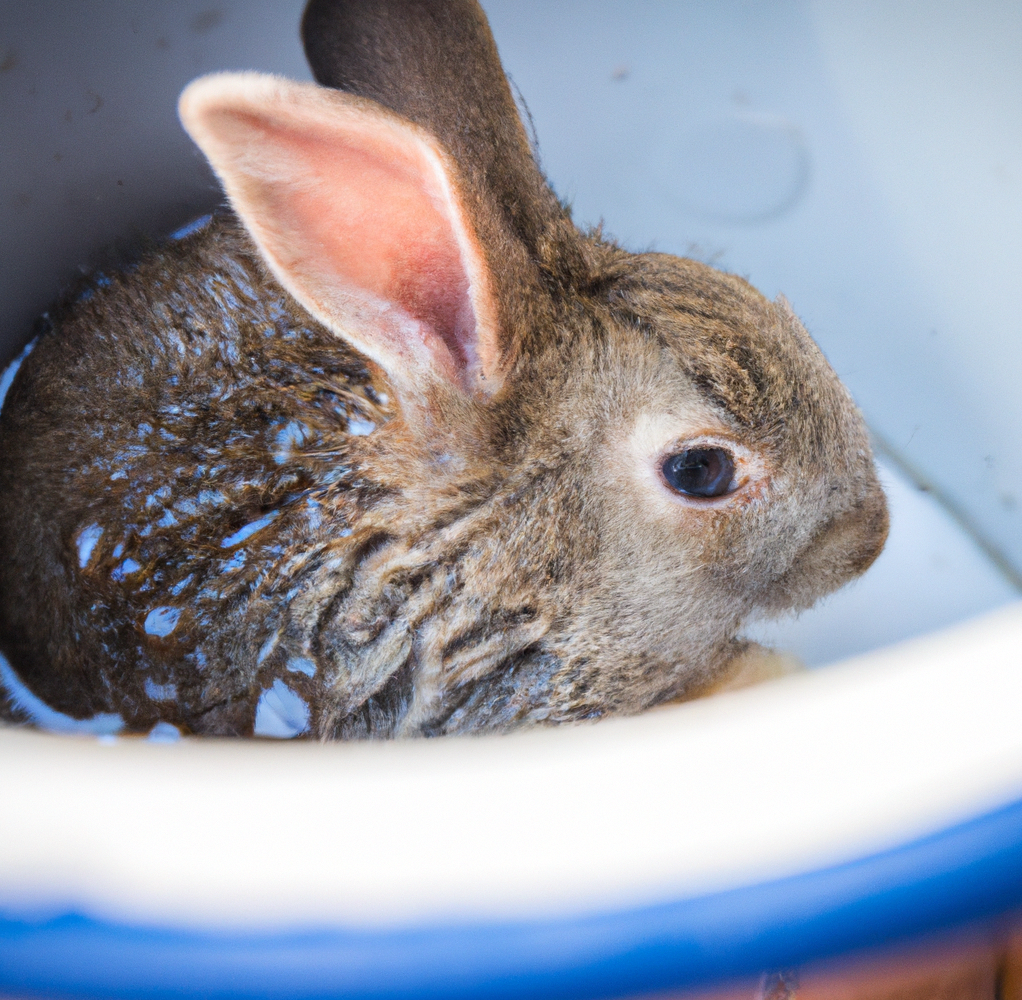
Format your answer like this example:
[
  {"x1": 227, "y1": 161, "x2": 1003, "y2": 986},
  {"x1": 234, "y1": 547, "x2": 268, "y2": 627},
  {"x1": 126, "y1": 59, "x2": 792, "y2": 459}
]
[{"x1": 584, "y1": 412, "x2": 798, "y2": 673}]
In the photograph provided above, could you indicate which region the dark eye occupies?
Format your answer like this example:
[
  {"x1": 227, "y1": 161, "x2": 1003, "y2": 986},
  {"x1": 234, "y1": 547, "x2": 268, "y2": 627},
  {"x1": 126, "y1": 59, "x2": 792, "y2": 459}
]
[{"x1": 661, "y1": 448, "x2": 736, "y2": 498}]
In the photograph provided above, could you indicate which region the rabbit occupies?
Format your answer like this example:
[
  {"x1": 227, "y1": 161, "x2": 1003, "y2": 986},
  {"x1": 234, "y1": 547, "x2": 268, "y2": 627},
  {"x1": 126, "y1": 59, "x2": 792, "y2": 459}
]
[{"x1": 0, "y1": 0, "x2": 887, "y2": 740}]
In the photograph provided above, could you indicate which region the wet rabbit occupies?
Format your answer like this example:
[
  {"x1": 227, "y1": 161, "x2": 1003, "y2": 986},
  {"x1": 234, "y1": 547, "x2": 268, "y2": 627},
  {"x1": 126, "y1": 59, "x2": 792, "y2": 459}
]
[{"x1": 0, "y1": 0, "x2": 887, "y2": 739}]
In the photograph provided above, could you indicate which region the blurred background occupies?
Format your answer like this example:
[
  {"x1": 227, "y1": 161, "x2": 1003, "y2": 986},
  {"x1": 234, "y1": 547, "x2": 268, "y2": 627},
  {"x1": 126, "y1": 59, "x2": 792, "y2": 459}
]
[{"x1": 1, "y1": 0, "x2": 1019, "y2": 666}]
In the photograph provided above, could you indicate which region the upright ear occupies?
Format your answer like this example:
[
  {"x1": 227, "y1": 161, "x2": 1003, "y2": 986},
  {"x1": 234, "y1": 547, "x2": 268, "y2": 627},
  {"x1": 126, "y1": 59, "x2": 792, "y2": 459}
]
[
  {"x1": 300, "y1": 0, "x2": 566, "y2": 256},
  {"x1": 179, "y1": 72, "x2": 503, "y2": 397}
]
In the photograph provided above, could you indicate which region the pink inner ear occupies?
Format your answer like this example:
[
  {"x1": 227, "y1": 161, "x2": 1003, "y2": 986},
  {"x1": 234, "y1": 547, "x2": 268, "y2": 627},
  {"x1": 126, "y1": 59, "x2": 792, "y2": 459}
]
[
  {"x1": 232, "y1": 108, "x2": 485, "y2": 388},
  {"x1": 292, "y1": 133, "x2": 476, "y2": 372}
]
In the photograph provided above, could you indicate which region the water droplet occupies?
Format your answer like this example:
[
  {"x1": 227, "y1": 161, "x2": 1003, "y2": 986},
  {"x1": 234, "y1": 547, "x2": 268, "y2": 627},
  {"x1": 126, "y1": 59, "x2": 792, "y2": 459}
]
[
  {"x1": 221, "y1": 550, "x2": 246, "y2": 572},
  {"x1": 197, "y1": 489, "x2": 226, "y2": 507},
  {"x1": 144, "y1": 678, "x2": 178, "y2": 701},
  {"x1": 147, "y1": 721, "x2": 182, "y2": 743},
  {"x1": 287, "y1": 656, "x2": 316, "y2": 677},
  {"x1": 0, "y1": 338, "x2": 37, "y2": 415},
  {"x1": 347, "y1": 417, "x2": 376, "y2": 437},
  {"x1": 110, "y1": 557, "x2": 141, "y2": 581},
  {"x1": 144, "y1": 606, "x2": 181, "y2": 637},
  {"x1": 168, "y1": 213, "x2": 212, "y2": 241},
  {"x1": 273, "y1": 420, "x2": 309, "y2": 463},
  {"x1": 254, "y1": 680, "x2": 309, "y2": 739},
  {"x1": 221, "y1": 511, "x2": 279, "y2": 548},
  {"x1": 76, "y1": 524, "x2": 104, "y2": 568},
  {"x1": 256, "y1": 634, "x2": 278, "y2": 665}
]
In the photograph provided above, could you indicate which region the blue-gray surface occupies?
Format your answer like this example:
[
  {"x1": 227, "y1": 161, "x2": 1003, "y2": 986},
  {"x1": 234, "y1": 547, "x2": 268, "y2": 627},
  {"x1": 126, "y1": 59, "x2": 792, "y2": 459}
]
[
  {"x1": 1, "y1": 1, "x2": 1018, "y2": 665},
  {"x1": 4, "y1": 794, "x2": 1022, "y2": 997}
]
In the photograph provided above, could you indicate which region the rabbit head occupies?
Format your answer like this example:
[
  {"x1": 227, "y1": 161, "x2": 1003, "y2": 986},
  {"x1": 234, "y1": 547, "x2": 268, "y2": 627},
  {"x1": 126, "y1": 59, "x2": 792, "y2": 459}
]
[{"x1": 169, "y1": 0, "x2": 887, "y2": 732}]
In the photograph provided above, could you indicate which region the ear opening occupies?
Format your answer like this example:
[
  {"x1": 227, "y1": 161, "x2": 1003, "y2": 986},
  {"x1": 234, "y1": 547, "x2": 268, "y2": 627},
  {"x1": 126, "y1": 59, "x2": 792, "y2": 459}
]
[{"x1": 179, "y1": 72, "x2": 503, "y2": 397}]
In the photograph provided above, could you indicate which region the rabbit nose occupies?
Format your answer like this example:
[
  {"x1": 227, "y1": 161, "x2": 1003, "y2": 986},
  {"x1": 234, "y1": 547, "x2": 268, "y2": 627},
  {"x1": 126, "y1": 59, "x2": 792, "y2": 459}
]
[
  {"x1": 767, "y1": 478, "x2": 889, "y2": 612},
  {"x1": 827, "y1": 490, "x2": 890, "y2": 578}
]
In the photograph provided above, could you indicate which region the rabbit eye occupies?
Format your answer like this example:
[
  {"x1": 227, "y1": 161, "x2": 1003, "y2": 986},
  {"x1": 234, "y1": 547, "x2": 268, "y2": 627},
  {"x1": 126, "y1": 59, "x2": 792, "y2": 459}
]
[{"x1": 661, "y1": 448, "x2": 736, "y2": 498}]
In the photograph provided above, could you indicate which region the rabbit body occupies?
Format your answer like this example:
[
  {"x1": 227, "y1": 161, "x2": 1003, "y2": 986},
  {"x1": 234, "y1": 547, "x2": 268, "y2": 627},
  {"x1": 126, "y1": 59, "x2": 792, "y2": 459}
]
[{"x1": 0, "y1": 0, "x2": 888, "y2": 739}]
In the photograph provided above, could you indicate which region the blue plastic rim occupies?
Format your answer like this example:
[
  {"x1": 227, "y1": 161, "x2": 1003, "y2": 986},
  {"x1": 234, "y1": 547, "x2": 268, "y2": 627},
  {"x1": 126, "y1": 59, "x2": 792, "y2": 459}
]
[{"x1": 3, "y1": 793, "x2": 1022, "y2": 1000}]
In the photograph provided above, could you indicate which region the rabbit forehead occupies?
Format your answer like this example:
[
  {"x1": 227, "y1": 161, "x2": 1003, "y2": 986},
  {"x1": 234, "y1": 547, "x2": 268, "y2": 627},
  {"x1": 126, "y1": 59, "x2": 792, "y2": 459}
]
[
  {"x1": 602, "y1": 254, "x2": 846, "y2": 452},
  {"x1": 623, "y1": 405, "x2": 739, "y2": 454}
]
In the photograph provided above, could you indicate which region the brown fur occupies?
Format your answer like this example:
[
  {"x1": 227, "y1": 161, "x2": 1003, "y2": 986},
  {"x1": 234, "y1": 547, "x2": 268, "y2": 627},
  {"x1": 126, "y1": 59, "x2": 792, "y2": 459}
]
[{"x1": 0, "y1": 0, "x2": 887, "y2": 739}]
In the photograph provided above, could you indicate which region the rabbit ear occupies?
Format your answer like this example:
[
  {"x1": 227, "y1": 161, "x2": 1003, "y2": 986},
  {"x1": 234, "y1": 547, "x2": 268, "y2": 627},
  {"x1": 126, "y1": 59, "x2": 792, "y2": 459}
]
[
  {"x1": 179, "y1": 72, "x2": 503, "y2": 397},
  {"x1": 300, "y1": 0, "x2": 571, "y2": 270}
]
